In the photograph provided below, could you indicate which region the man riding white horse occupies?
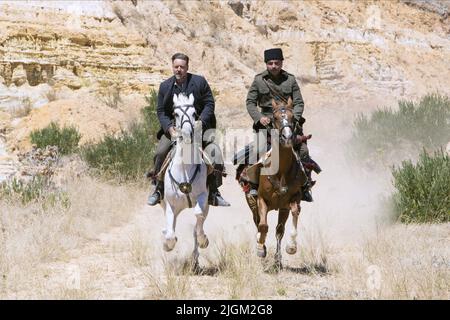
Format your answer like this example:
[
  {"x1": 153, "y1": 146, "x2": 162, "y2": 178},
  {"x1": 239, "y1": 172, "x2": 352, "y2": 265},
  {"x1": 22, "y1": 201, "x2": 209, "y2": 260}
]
[
  {"x1": 160, "y1": 92, "x2": 211, "y2": 253},
  {"x1": 147, "y1": 53, "x2": 230, "y2": 207}
]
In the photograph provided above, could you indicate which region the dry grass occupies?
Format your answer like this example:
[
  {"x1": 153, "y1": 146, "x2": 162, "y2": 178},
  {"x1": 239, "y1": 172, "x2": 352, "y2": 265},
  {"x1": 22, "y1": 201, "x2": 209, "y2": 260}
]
[
  {"x1": 211, "y1": 238, "x2": 266, "y2": 299},
  {"x1": 143, "y1": 257, "x2": 193, "y2": 299},
  {"x1": 1, "y1": 174, "x2": 448, "y2": 299},
  {"x1": 137, "y1": 224, "x2": 449, "y2": 300},
  {"x1": 360, "y1": 224, "x2": 449, "y2": 299},
  {"x1": 45, "y1": 88, "x2": 58, "y2": 102},
  {"x1": 0, "y1": 176, "x2": 145, "y2": 298},
  {"x1": 128, "y1": 227, "x2": 153, "y2": 268},
  {"x1": 10, "y1": 97, "x2": 33, "y2": 118}
]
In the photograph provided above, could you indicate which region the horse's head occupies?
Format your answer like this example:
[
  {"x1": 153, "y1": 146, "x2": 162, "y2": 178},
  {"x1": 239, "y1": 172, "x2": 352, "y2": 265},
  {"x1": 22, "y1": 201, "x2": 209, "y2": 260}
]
[
  {"x1": 173, "y1": 93, "x2": 198, "y2": 143},
  {"x1": 272, "y1": 97, "x2": 294, "y2": 148}
]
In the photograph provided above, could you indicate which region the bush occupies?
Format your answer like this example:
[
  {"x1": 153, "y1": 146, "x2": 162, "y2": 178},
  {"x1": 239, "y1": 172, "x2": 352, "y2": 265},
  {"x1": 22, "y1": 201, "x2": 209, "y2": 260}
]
[
  {"x1": 350, "y1": 93, "x2": 450, "y2": 164},
  {"x1": 81, "y1": 89, "x2": 159, "y2": 182},
  {"x1": 99, "y1": 85, "x2": 123, "y2": 109},
  {"x1": 0, "y1": 176, "x2": 70, "y2": 208},
  {"x1": 392, "y1": 149, "x2": 450, "y2": 223},
  {"x1": 30, "y1": 122, "x2": 81, "y2": 155}
]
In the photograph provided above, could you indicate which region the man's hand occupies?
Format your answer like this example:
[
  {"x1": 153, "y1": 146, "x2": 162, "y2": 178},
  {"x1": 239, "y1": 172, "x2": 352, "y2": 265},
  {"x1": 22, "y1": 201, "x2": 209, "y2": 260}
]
[
  {"x1": 259, "y1": 116, "x2": 271, "y2": 126},
  {"x1": 168, "y1": 126, "x2": 177, "y2": 140}
]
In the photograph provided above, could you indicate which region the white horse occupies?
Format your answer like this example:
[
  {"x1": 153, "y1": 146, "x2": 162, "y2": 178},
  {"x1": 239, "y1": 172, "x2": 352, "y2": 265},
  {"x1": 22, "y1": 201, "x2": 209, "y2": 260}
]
[{"x1": 161, "y1": 93, "x2": 210, "y2": 260}]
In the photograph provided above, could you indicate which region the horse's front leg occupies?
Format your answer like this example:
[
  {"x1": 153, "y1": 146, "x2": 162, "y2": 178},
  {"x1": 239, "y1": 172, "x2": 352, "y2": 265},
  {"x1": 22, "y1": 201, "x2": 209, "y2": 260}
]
[
  {"x1": 163, "y1": 203, "x2": 178, "y2": 252},
  {"x1": 193, "y1": 192, "x2": 209, "y2": 250},
  {"x1": 256, "y1": 197, "x2": 269, "y2": 258},
  {"x1": 286, "y1": 201, "x2": 301, "y2": 255},
  {"x1": 275, "y1": 208, "x2": 290, "y2": 270}
]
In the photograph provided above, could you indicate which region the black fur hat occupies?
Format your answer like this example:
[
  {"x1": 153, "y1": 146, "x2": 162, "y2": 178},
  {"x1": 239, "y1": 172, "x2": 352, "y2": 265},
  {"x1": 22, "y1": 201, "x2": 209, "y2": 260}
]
[{"x1": 264, "y1": 48, "x2": 284, "y2": 62}]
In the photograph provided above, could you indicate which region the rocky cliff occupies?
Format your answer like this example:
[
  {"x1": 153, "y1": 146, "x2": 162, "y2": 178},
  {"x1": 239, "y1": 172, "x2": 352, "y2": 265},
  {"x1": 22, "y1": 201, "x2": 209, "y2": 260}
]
[{"x1": 0, "y1": 0, "x2": 449, "y2": 178}]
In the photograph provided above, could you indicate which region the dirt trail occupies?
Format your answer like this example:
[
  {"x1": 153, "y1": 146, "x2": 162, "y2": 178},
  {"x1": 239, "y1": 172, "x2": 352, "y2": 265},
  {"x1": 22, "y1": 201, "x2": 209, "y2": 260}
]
[
  {"x1": 12, "y1": 161, "x2": 351, "y2": 299},
  {"x1": 8, "y1": 153, "x2": 448, "y2": 299},
  {"x1": 12, "y1": 173, "x2": 259, "y2": 298}
]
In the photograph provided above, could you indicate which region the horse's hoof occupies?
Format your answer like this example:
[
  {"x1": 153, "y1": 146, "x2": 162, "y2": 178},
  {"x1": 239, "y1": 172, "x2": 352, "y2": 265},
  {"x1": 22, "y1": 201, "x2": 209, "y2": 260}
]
[
  {"x1": 285, "y1": 243, "x2": 297, "y2": 255},
  {"x1": 163, "y1": 237, "x2": 177, "y2": 252},
  {"x1": 257, "y1": 244, "x2": 267, "y2": 258},
  {"x1": 198, "y1": 234, "x2": 209, "y2": 249}
]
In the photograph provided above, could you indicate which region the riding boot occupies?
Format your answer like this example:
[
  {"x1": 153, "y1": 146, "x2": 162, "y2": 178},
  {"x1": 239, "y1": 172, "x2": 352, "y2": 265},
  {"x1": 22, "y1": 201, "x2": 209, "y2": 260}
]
[
  {"x1": 147, "y1": 180, "x2": 164, "y2": 206},
  {"x1": 147, "y1": 148, "x2": 174, "y2": 206},
  {"x1": 207, "y1": 173, "x2": 230, "y2": 206},
  {"x1": 301, "y1": 180, "x2": 313, "y2": 202}
]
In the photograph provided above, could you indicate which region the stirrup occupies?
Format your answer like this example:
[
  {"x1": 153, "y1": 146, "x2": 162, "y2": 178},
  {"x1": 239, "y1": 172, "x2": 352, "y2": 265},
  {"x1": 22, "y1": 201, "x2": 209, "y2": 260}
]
[{"x1": 249, "y1": 188, "x2": 258, "y2": 197}]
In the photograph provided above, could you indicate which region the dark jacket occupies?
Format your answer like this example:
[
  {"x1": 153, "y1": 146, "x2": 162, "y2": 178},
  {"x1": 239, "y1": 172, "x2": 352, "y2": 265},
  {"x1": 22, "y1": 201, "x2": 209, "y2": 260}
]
[
  {"x1": 246, "y1": 69, "x2": 304, "y2": 126},
  {"x1": 156, "y1": 73, "x2": 216, "y2": 139}
]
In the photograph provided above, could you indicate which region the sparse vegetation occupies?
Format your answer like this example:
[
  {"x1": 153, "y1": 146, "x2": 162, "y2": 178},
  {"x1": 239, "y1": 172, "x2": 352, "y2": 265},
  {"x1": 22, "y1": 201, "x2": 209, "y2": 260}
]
[
  {"x1": 99, "y1": 84, "x2": 123, "y2": 109},
  {"x1": 0, "y1": 175, "x2": 69, "y2": 209},
  {"x1": 81, "y1": 89, "x2": 159, "y2": 182},
  {"x1": 11, "y1": 97, "x2": 33, "y2": 118},
  {"x1": 30, "y1": 122, "x2": 81, "y2": 155},
  {"x1": 0, "y1": 176, "x2": 145, "y2": 299},
  {"x1": 211, "y1": 87, "x2": 220, "y2": 99},
  {"x1": 207, "y1": 238, "x2": 265, "y2": 299},
  {"x1": 45, "y1": 89, "x2": 57, "y2": 102},
  {"x1": 350, "y1": 93, "x2": 450, "y2": 165},
  {"x1": 144, "y1": 258, "x2": 192, "y2": 299},
  {"x1": 392, "y1": 149, "x2": 450, "y2": 223}
]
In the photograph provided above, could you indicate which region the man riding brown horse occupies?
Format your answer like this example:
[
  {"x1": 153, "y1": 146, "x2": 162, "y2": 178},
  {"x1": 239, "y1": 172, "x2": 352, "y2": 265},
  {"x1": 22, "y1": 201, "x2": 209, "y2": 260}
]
[{"x1": 238, "y1": 48, "x2": 321, "y2": 202}]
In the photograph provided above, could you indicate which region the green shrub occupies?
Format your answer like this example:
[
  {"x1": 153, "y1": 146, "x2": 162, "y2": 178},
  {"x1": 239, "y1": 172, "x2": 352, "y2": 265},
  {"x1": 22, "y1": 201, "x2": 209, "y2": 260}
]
[
  {"x1": 350, "y1": 93, "x2": 450, "y2": 164},
  {"x1": 81, "y1": 89, "x2": 159, "y2": 182},
  {"x1": 0, "y1": 176, "x2": 70, "y2": 208},
  {"x1": 392, "y1": 149, "x2": 450, "y2": 223},
  {"x1": 30, "y1": 122, "x2": 81, "y2": 155}
]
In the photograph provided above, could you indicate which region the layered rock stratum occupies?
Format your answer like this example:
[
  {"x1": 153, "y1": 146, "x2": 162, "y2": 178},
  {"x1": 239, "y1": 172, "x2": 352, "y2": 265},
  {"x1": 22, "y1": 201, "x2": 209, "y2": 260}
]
[{"x1": 0, "y1": 0, "x2": 449, "y2": 179}]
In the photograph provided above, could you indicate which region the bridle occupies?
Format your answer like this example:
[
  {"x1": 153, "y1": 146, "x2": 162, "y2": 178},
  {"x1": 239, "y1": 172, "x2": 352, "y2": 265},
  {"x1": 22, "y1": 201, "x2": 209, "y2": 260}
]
[
  {"x1": 273, "y1": 106, "x2": 293, "y2": 140},
  {"x1": 173, "y1": 104, "x2": 198, "y2": 138},
  {"x1": 168, "y1": 103, "x2": 200, "y2": 208}
]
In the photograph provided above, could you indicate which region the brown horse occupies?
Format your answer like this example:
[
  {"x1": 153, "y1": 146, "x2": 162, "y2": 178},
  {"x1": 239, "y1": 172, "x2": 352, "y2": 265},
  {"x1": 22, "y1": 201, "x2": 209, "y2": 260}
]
[{"x1": 243, "y1": 97, "x2": 307, "y2": 269}]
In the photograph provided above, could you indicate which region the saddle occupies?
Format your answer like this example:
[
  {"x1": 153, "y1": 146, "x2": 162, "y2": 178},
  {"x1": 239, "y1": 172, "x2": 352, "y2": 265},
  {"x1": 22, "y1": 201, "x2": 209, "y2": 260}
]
[
  {"x1": 235, "y1": 134, "x2": 320, "y2": 194},
  {"x1": 154, "y1": 146, "x2": 216, "y2": 182}
]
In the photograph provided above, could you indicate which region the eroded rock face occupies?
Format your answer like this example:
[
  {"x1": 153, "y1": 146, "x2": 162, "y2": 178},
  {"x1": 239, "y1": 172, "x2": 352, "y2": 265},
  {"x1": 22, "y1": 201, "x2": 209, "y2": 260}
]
[
  {"x1": 11, "y1": 65, "x2": 28, "y2": 87},
  {"x1": 0, "y1": 0, "x2": 448, "y2": 154},
  {"x1": 0, "y1": 1, "x2": 155, "y2": 93},
  {"x1": 1, "y1": 1, "x2": 449, "y2": 105},
  {"x1": 0, "y1": 82, "x2": 53, "y2": 111},
  {"x1": 52, "y1": 67, "x2": 82, "y2": 90}
]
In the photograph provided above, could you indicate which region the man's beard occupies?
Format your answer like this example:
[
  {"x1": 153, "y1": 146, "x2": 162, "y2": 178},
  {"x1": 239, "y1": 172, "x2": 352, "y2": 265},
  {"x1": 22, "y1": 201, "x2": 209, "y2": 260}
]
[{"x1": 269, "y1": 70, "x2": 281, "y2": 77}]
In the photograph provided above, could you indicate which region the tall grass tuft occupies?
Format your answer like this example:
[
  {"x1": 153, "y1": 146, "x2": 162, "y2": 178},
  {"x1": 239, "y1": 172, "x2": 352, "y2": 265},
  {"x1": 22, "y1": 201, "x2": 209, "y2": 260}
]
[
  {"x1": 81, "y1": 89, "x2": 159, "y2": 182},
  {"x1": 30, "y1": 122, "x2": 81, "y2": 155},
  {"x1": 0, "y1": 176, "x2": 70, "y2": 209},
  {"x1": 392, "y1": 149, "x2": 450, "y2": 223},
  {"x1": 350, "y1": 93, "x2": 450, "y2": 165}
]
